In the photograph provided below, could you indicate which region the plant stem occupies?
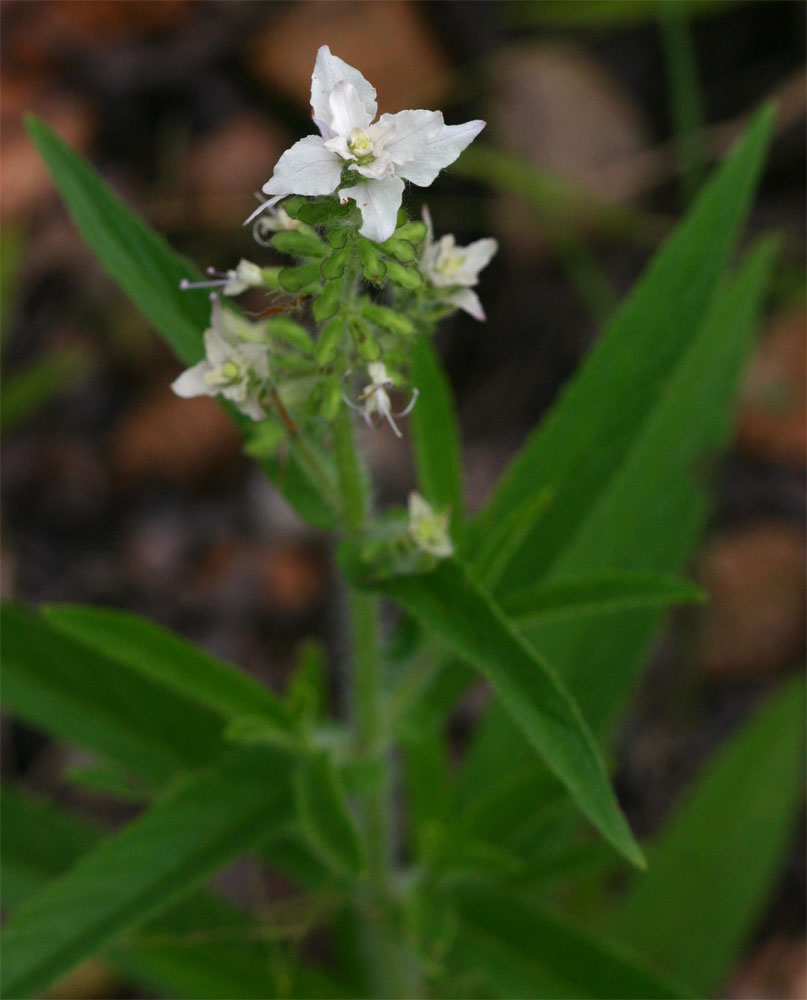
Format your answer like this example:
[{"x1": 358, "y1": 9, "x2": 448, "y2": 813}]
[{"x1": 332, "y1": 405, "x2": 390, "y2": 888}]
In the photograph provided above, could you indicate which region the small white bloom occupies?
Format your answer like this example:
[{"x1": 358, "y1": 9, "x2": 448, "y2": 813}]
[
  {"x1": 420, "y1": 205, "x2": 497, "y2": 321},
  {"x1": 407, "y1": 491, "x2": 453, "y2": 559},
  {"x1": 343, "y1": 361, "x2": 418, "y2": 438},
  {"x1": 171, "y1": 298, "x2": 270, "y2": 421},
  {"x1": 252, "y1": 204, "x2": 301, "y2": 246},
  {"x1": 180, "y1": 259, "x2": 266, "y2": 297},
  {"x1": 246, "y1": 46, "x2": 485, "y2": 244}
]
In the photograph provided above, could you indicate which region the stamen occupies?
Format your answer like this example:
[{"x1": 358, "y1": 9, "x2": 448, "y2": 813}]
[
  {"x1": 392, "y1": 387, "x2": 419, "y2": 418},
  {"x1": 252, "y1": 219, "x2": 274, "y2": 247},
  {"x1": 179, "y1": 276, "x2": 228, "y2": 291}
]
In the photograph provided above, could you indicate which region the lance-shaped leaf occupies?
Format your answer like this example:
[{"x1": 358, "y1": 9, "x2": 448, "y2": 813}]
[
  {"x1": 1, "y1": 603, "x2": 223, "y2": 783},
  {"x1": 0, "y1": 747, "x2": 293, "y2": 1000},
  {"x1": 293, "y1": 751, "x2": 367, "y2": 880},
  {"x1": 342, "y1": 553, "x2": 643, "y2": 868},
  {"x1": 446, "y1": 884, "x2": 684, "y2": 999},
  {"x1": 25, "y1": 115, "x2": 335, "y2": 529},
  {"x1": 42, "y1": 603, "x2": 292, "y2": 730},
  {"x1": 501, "y1": 572, "x2": 704, "y2": 627},
  {"x1": 610, "y1": 677, "x2": 806, "y2": 996}
]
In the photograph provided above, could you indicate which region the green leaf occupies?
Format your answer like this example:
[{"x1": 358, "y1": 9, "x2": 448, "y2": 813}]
[
  {"x1": 1, "y1": 785, "x2": 97, "y2": 912},
  {"x1": 610, "y1": 678, "x2": 806, "y2": 996},
  {"x1": 293, "y1": 751, "x2": 366, "y2": 880},
  {"x1": 402, "y1": 726, "x2": 451, "y2": 862},
  {"x1": 346, "y1": 556, "x2": 643, "y2": 867},
  {"x1": 24, "y1": 115, "x2": 209, "y2": 367},
  {"x1": 469, "y1": 106, "x2": 774, "y2": 599},
  {"x1": 360, "y1": 302, "x2": 415, "y2": 337},
  {"x1": 409, "y1": 335, "x2": 464, "y2": 537},
  {"x1": 1, "y1": 603, "x2": 223, "y2": 783},
  {"x1": 457, "y1": 235, "x2": 778, "y2": 850},
  {"x1": 447, "y1": 885, "x2": 683, "y2": 999},
  {"x1": 522, "y1": 236, "x2": 779, "y2": 730},
  {"x1": 66, "y1": 761, "x2": 148, "y2": 802},
  {"x1": 385, "y1": 260, "x2": 423, "y2": 290},
  {"x1": 42, "y1": 603, "x2": 292, "y2": 730},
  {"x1": 313, "y1": 280, "x2": 341, "y2": 322},
  {"x1": 279, "y1": 263, "x2": 322, "y2": 293},
  {"x1": 265, "y1": 316, "x2": 313, "y2": 352},
  {"x1": 501, "y1": 572, "x2": 704, "y2": 627},
  {"x1": 321, "y1": 246, "x2": 352, "y2": 280},
  {"x1": 0, "y1": 748, "x2": 293, "y2": 1000},
  {"x1": 271, "y1": 230, "x2": 328, "y2": 258},
  {"x1": 379, "y1": 237, "x2": 417, "y2": 263}
]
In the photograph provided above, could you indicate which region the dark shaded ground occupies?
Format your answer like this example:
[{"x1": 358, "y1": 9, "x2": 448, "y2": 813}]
[{"x1": 1, "y1": 2, "x2": 805, "y2": 996}]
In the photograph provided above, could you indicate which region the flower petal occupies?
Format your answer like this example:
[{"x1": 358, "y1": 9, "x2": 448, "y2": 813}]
[
  {"x1": 339, "y1": 175, "x2": 405, "y2": 243},
  {"x1": 311, "y1": 45, "x2": 377, "y2": 131},
  {"x1": 447, "y1": 287, "x2": 486, "y2": 321},
  {"x1": 261, "y1": 135, "x2": 343, "y2": 201},
  {"x1": 377, "y1": 109, "x2": 442, "y2": 166},
  {"x1": 421, "y1": 203, "x2": 435, "y2": 247},
  {"x1": 397, "y1": 119, "x2": 485, "y2": 187},
  {"x1": 459, "y1": 237, "x2": 498, "y2": 280},
  {"x1": 171, "y1": 362, "x2": 213, "y2": 399},
  {"x1": 328, "y1": 80, "x2": 373, "y2": 136}
]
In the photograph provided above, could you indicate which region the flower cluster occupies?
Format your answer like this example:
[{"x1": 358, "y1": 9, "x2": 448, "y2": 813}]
[{"x1": 171, "y1": 47, "x2": 496, "y2": 458}]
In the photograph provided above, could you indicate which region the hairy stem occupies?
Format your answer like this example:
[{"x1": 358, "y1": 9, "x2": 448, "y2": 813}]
[{"x1": 333, "y1": 377, "x2": 390, "y2": 891}]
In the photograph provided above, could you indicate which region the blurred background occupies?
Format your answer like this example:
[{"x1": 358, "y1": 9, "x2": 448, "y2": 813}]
[{"x1": 1, "y1": 2, "x2": 804, "y2": 997}]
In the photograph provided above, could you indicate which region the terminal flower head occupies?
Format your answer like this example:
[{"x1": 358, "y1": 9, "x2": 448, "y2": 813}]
[
  {"x1": 421, "y1": 206, "x2": 498, "y2": 320},
  {"x1": 246, "y1": 46, "x2": 485, "y2": 243},
  {"x1": 407, "y1": 491, "x2": 453, "y2": 558},
  {"x1": 171, "y1": 298, "x2": 270, "y2": 420}
]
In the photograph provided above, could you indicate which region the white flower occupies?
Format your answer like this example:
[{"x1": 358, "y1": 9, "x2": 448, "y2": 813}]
[
  {"x1": 246, "y1": 46, "x2": 485, "y2": 244},
  {"x1": 180, "y1": 259, "x2": 266, "y2": 297},
  {"x1": 344, "y1": 361, "x2": 418, "y2": 438},
  {"x1": 407, "y1": 491, "x2": 453, "y2": 558},
  {"x1": 420, "y1": 206, "x2": 497, "y2": 321},
  {"x1": 252, "y1": 204, "x2": 301, "y2": 246},
  {"x1": 171, "y1": 298, "x2": 270, "y2": 420}
]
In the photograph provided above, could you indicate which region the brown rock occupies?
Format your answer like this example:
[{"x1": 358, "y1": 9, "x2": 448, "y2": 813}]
[
  {"x1": 1, "y1": 89, "x2": 96, "y2": 221},
  {"x1": 738, "y1": 312, "x2": 806, "y2": 465},
  {"x1": 726, "y1": 936, "x2": 807, "y2": 1000},
  {"x1": 258, "y1": 542, "x2": 326, "y2": 619},
  {"x1": 696, "y1": 523, "x2": 806, "y2": 681},
  {"x1": 109, "y1": 380, "x2": 242, "y2": 487},
  {"x1": 185, "y1": 114, "x2": 289, "y2": 227},
  {"x1": 247, "y1": 1, "x2": 451, "y2": 116},
  {"x1": 486, "y1": 43, "x2": 650, "y2": 252}
]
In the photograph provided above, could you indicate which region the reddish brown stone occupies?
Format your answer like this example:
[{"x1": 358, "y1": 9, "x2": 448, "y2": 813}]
[
  {"x1": 109, "y1": 381, "x2": 242, "y2": 487},
  {"x1": 696, "y1": 523, "x2": 806, "y2": 681},
  {"x1": 247, "y1": 1, "x2": 451, "y2": 116},
  {"x1": 739, "y1": 312, "x2": 806, "y2": 465}
]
